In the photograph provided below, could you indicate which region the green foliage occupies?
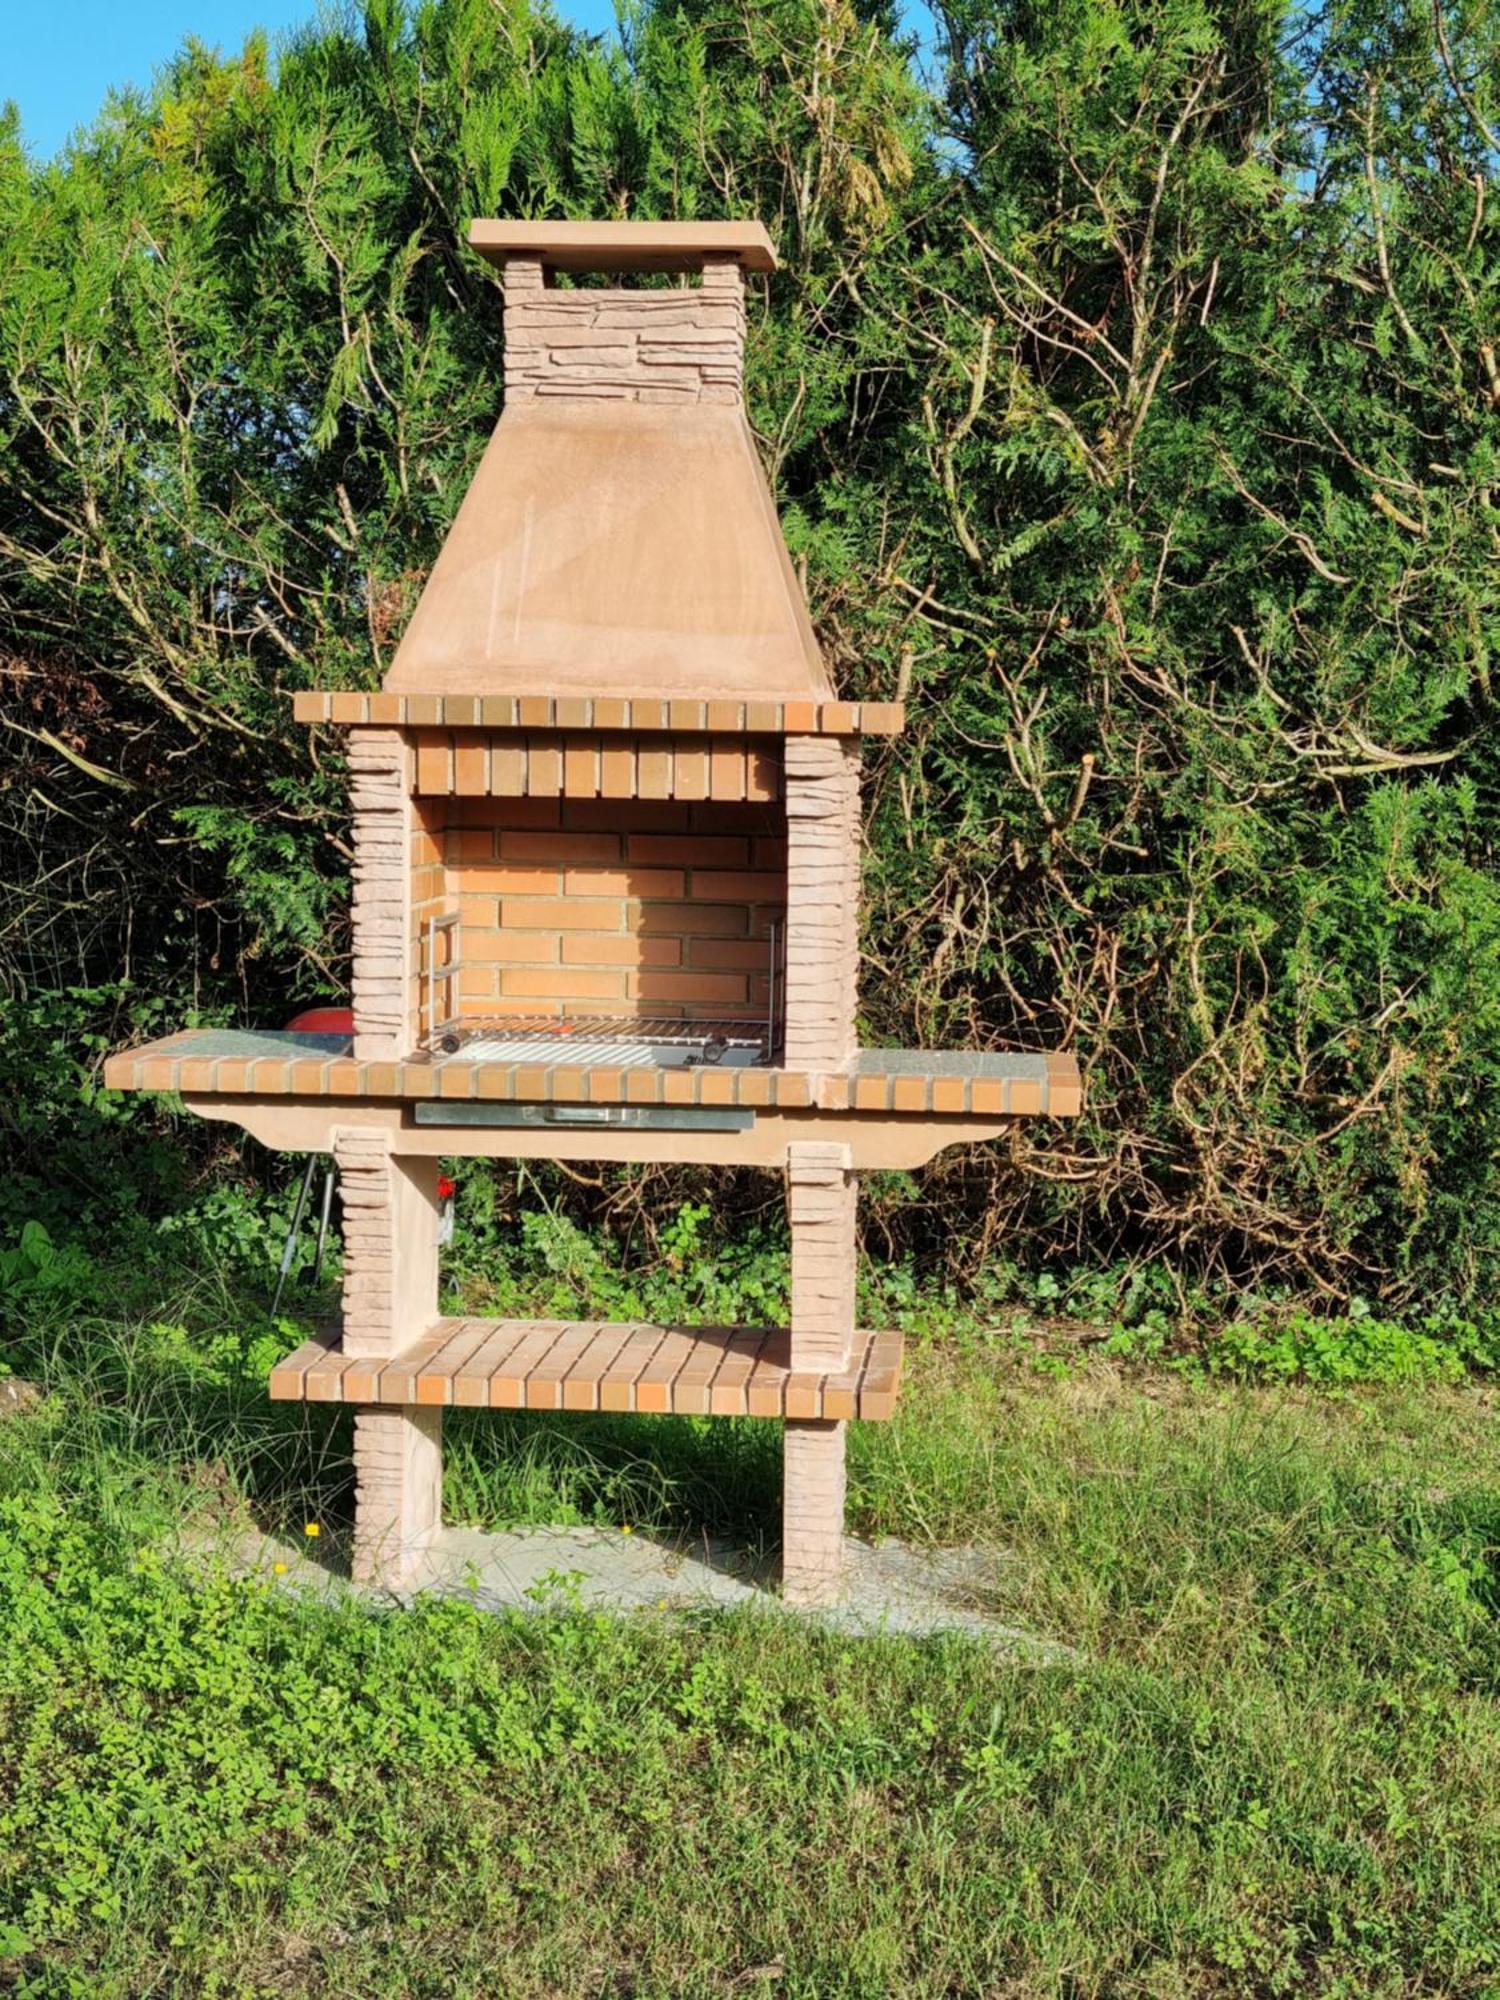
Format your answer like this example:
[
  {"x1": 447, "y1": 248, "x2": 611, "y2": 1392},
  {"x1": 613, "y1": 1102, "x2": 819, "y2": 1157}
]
[
  {"x1": 861, "y1": 0, "x2": 1500, "y2": 1302},
  {"x1": 0, "y1": 1221, "x2": 98, "y2": 1315},
  {"x1": 172, "y1": 803, "x2": 341, "y2": 963},
  {"x1": 1204, "y1": 1304, "x2": 1500, "y2": 1386},
  {"x1": 1, "y1": 0, "x2": 1497, "y2": 1313},
  {"x1": 1099, "y1": 1298, "x2": 1500, "y2": 1386},
  {"x1": 0, "y1": 987, "x2": 192, "y2": 1241},
  {"x1": 448, "y1": 1191, "x2": 792, "y2": 1325},
  {"x1": 6, "y1": 1268, "x2": 1500, "y2": 1991}
]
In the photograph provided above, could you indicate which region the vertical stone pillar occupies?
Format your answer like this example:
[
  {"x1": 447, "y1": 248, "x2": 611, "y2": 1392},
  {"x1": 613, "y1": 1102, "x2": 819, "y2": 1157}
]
[
  {"x1": 782, "y1": 736, "x2": 861, "y2": 1071},
  {"x1": 335, "y1": 1127, "x2": 444, "y2": 1587},
  {"x1": 500, "y1": 254, "x2": 547, "y2": 407},
  {"x1": 350, "y1": 1406, "x2": 444, "y2": 1593},
  {"x1": 783, "y1": 1141, "x2": 857, "y2": 1604},
  {"x1": 348, "y1": 728, "x2": 413, "y2": 1061},
  {"x1": 697, "y1": 254, "x2": 747, "y2": 406}
]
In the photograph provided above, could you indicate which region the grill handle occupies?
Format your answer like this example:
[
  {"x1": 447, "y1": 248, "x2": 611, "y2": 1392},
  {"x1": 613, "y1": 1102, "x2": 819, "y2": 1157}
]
[{"x1": 425, "y1": 910, "x2": 461, "y2": 1041}]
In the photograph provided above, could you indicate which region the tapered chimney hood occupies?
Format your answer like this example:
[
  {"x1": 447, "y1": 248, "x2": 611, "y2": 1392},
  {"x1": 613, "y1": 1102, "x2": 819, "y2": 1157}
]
[{"x1": 382, "y1": 220, "x2": 833, "y2": 706}]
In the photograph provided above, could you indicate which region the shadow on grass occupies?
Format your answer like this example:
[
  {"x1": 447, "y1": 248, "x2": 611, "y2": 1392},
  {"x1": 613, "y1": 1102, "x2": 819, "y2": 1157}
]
[
  {"x1": 3, "y1": 1304, "x2": 351, "y2": 1542},
  {"x1": 3, "y1": 1278, "x2": 786, "y2": 1571},
  {"x1": 442, "y1": 1405, "x2": 783, "y2": 1546}
]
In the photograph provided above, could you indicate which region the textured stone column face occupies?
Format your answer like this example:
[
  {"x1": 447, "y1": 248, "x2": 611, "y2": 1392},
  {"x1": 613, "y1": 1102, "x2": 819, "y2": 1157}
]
[
  {"x1": 782, "y1": 1419, "x2": 847, "y2": 1605},
  {"x1": 502, "y1": 253, "x2": 746, "y2": 407},
  {"x1": 335, "y1": 1128, "x2": 444, "y2": 1585},
  {"x1": 782, "y1": 736, "x2": 861, "y2": 1070},
  {"x1": 348, "y1": 728, "x2": 413, "y2": 1060},
  {"x1": 788, "y1": 1141, "x2": 856, "y2": 1371}
]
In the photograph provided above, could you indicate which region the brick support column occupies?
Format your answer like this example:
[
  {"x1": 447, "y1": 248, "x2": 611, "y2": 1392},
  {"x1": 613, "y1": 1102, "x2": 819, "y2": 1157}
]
[
  {"x1": 788, "y1": 1141, "x2": 856, "y2": 1371},
  {"x1": 783, "y1": 1420, "x2": 847, "y2": 1604},
  {"x1": 351, "y1": 1407, "x2": 444, "y2": 1590},
  {"x1": 335, "y1": 1128, "x2": 444, "y2": 1586},
  {"x1": 348, "y1": 728, "x2": 413, "y2": 1060},
  {"x1": 782, "y1": 736, "x2": 860, "y2": 1071},
  {"x1": 783, "y1": 1141, "x2": 856, "y2": 1603}
]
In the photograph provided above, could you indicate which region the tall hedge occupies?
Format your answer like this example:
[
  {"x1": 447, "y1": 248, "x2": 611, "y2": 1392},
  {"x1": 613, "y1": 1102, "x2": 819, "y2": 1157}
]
[{"x1": 0, "y1": 0, "x2": 1496, "y2": 1309}]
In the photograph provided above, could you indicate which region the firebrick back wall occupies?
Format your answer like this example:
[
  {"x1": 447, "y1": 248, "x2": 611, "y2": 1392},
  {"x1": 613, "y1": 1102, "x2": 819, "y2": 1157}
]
[{"x1": 415, "y1": 798, "x2": 786, "y2": 1025}]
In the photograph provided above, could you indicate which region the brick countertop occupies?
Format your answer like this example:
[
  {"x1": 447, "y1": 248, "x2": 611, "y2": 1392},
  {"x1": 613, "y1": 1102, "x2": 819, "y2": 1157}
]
[
  {"x1": 103, "y1": 1030, "x2": 1082, "y2": 1118},
  {"x1": 292, "y1": 693, "x2": 905, "y2": 735}
]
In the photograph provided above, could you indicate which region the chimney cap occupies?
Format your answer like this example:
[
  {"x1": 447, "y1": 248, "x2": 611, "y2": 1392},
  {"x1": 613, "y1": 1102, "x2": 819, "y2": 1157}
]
[{"x1": 468, "y1": 218, "x2": 778, "y2": 275}]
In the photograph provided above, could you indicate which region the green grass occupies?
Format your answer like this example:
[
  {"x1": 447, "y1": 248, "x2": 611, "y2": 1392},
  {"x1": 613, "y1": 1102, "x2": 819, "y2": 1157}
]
[{"x1": 4, "y1": 1264, "x2": 1500, "y2": 1996}]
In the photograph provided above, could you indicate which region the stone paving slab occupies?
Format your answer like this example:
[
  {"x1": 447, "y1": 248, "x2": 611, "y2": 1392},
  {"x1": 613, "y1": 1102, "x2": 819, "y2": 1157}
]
[{"x1": 185, "y1": 1521, "x2": 1069, "y2": 1653}]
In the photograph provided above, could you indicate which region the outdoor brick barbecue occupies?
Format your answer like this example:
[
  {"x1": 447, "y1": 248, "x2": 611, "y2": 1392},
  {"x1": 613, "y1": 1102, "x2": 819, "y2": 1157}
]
[{"x1": 106, "y1": 220, "x2": 1083, "y2": 1603}]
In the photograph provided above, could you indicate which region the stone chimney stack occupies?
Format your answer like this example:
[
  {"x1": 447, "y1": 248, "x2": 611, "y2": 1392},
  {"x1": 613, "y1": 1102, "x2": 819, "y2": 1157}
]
[
  {"x1": 499, "y1": 252, "x2": 746, "y2": 407},
  {"x1": 382, "y1": 219, "x2": 818, "y2": 705}
]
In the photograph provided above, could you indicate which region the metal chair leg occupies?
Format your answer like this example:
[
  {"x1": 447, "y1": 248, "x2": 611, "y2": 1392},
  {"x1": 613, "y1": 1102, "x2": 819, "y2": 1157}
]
[
  {"x1": 271, "y1": 1155, "x2": 318, "y2": 1316},
  {"x1": 311, "y1": 1168, "x2": 336, "y2": 1286}
]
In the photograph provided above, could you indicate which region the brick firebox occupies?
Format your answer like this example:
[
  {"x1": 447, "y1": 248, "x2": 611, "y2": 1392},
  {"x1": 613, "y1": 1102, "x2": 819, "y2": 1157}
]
[{"x1": 428, "y1": 797, "x2": 785, "y2": 1026}]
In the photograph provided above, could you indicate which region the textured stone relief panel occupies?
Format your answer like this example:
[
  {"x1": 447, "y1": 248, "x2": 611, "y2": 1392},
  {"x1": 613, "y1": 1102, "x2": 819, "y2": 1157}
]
[{"x1": 501, "y1": 255, "x2": 746, "y2": 405}]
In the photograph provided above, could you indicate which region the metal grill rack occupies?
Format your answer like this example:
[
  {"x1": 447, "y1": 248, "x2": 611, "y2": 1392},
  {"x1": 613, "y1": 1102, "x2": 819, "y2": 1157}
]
[
  {"x1": 424, "y1": 1015, "x2": 772, "y2": 1069},
  {"x1": 424, "y1": 913, "x2": 783, "y2": 1067}
]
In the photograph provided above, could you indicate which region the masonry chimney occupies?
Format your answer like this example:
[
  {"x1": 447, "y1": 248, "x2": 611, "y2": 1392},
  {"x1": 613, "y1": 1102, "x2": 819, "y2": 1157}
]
[{"x1": 383, "y1": 220, "x2": 830, "y2": 706}]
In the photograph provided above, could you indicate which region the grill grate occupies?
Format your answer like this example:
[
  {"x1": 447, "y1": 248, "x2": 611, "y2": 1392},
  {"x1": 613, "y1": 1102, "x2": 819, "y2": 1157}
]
[{"x1": 427, "y1": 1015, "x2": 771, "y2": 1069}]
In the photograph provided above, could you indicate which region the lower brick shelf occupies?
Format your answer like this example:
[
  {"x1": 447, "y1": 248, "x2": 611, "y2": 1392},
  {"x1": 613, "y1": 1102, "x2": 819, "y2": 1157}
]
[{"x1": 269, "y1": 1318, "x2": 903, "y2": 1421}]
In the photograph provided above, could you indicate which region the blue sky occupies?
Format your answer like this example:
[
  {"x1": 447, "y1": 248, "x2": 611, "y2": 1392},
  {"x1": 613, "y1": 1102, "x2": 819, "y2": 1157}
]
[{"x1": 7, "y1": 0, "x2": 621, "y2": 157}]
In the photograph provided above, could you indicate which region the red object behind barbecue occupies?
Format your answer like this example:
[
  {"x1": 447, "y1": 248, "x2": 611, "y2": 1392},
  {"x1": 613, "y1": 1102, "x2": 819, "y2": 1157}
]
[{"x1": 284, "y1": 1005, "x2": 355, "y2": 1036}]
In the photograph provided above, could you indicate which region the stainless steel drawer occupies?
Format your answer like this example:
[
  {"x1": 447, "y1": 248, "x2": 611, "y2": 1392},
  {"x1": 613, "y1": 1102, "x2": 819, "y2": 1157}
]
[{"x1": 412, "y1": 1102, "x2": 754, "y2": 1133}]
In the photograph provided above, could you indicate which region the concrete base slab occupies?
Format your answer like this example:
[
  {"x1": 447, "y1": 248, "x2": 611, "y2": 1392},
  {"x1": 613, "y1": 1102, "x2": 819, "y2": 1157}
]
[{"x1": 192, "y1": 1519, "x2": 1067, "y2": 1653}]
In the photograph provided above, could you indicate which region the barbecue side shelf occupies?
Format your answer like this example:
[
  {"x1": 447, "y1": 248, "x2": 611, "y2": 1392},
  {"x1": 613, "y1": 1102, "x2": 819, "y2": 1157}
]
[{"x1": 271, "y1": 1317, "x2": 904, "y2": 1422}]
